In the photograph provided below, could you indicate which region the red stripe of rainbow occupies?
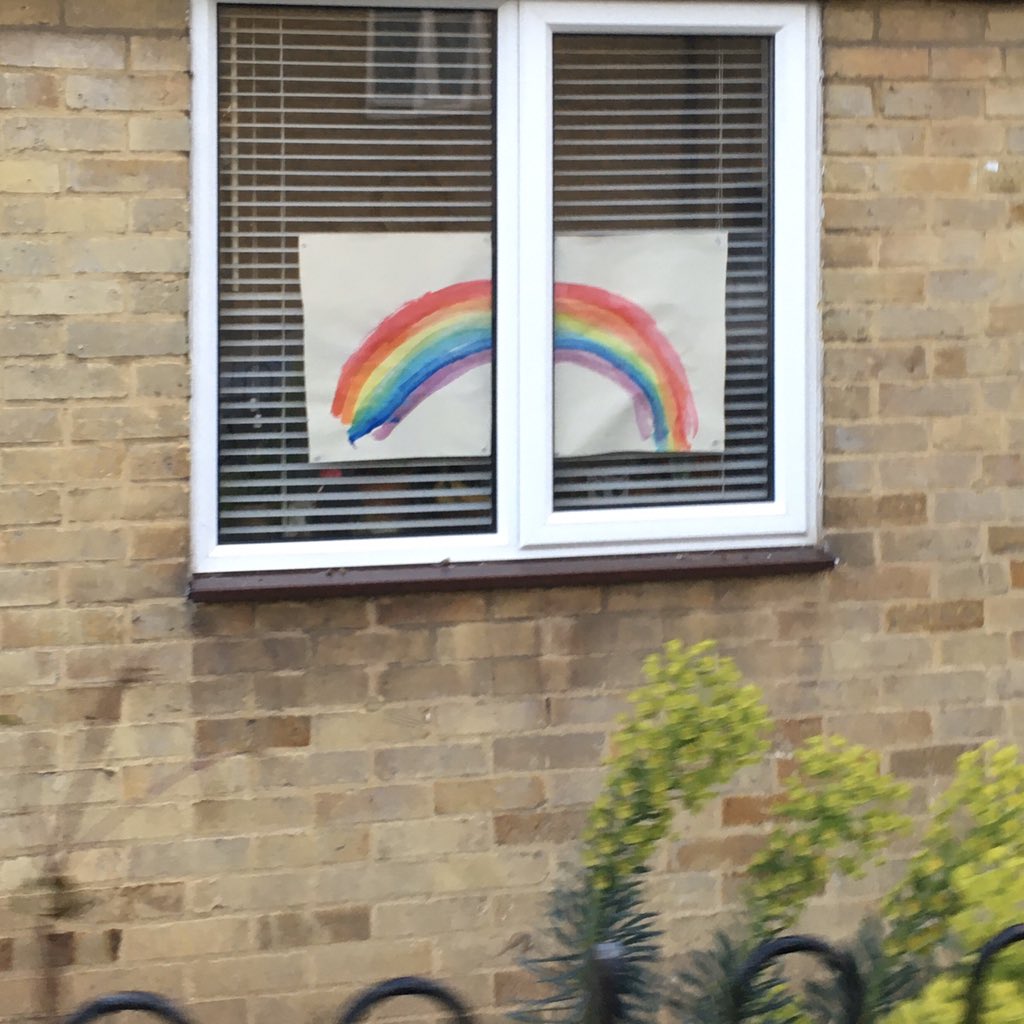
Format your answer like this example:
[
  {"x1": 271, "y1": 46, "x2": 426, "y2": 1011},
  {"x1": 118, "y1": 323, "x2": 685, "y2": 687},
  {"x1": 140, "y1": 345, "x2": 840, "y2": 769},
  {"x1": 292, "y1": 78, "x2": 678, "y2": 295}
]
[{"x1": 330, "y1": 279, "x2": 698, "y2": 452}]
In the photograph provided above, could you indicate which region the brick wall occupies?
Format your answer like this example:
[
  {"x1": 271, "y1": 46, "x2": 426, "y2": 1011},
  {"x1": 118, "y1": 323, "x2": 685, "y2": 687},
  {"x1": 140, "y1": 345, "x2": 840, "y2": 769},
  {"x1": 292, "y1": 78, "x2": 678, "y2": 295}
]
[{"x1": 2, "y1": 2, "x2": 1024, "y2": 1023}]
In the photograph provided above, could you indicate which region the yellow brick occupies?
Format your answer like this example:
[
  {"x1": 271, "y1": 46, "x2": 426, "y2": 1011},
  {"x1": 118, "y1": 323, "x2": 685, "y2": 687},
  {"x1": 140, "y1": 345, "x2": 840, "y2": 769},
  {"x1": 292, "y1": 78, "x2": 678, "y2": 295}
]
[
  {"x1": 128, "y1": 114, "x2": 189, "y2": 151},
  {"x1": 65, "y1": 156, "x2": 187, "y2": 192},
  {"x1": 125, "y1": 442, "x2": 189, "y2": 482},
  {"x1": 67, "y1": 74, "x2": 188, "y2": 112},
  {"x1": 372, "y1": 895, "x2": 489, "y2": 938},
  {"x1": 188, "y1": 872, "x2": 314, "y2": 915},
  {"x1": 121, "y1": 919, "x2": 251, "y2": 962},
  {"x1": 189, "y1": 953, "x2": 307, "y2": 999},
  {"x1": 2, "y1": 444, "x2": 123, "y2": 483},
  {"x1": 3, "y1": 360, "x2": 129, "y2": 399},
  {"x1": 129, "y1": 36, "x2": 189, "y2": 71},
  {"x1": 0, "y1": 403, "x2": 61, "y2": 441},
  {"x1": 1, "y1": 606, "x2": 124, "y2": 647},
  {"x1": 436, "y1": 621, "x2": 540, "y2": 659},
  {"x1": 987, "y1": 86, "x2": 1024, "y2": 118},
  {"x1": 0, "y1": 30, "x2": 124, "y2": 69},
  {"x1": 41, "y1": 196, "x2": 128, "y2": 232},
  {"x1": 881, "y1": 83, "x2": 983, "y2": 119},
  {"x1": 8, "y1": 280, "x2": 124, "y2": 315},
  {"x1": 827, "y1": 47, "x2": 929, "y2": 79},
  {"x1": 0, "y1": 567, "x2": 58, "y2": 606},
  {"x1": 827, "y1": 121, "x2": 927, "y2": 156},
  {"x1": 0, "y1": 649, "x2": 57, "y2": 688},
  {"x1": 130, "y1": 197, "x2": 186, "y2": 231},
  {"x1": 822, "y1": 268, "x2": 925, "y2": 304},
  {"x1": 62, "y1": 803, "x2": 189, "y2": 844},
  {"x1": 65, "y1": 236, "x2": 188, "y2": 274},
  {"x1": 1, "y1": 0, "x2": 59, "y2": 25},
  {"x1": 0, "y1": 158, "x2": 58, "y2": 192},
  {"x1": 60, "y1": 723, "x2": 191, "y2": 763},
  {"x1": 65, "y1": 966, "x2": 187, "y2": 1007},
  {"x1": 879, "y1": 5, "x2": 986, "y2": 43},
  {"x1": 824, "y1": 82, "x2": 874, "y2": 118},
  {"x1": 194, "y1": 796, "x2": 314, "y2": 835},
  {"x1": 988, "y1": 10, "x2": 1024, "y2": 42},
  {"x1": 931, "y1": 46, "x2": 1003, "y2": 79},
  {"x1": 823, "y1": 157, "x2": 873, "y2": 192},
  {"x1": 3, "y1": 114, "x2": 127, "y2": 151},
  {"x1": 823, "y1": 7, "x2": 875, "y2": 43},
  {"x1": 0, "y1": 69, "x2": 58, "y2": 108},
  {"x1": 312, "y1": 709, "x2": 430, "y2": 748},
  {"x1": 373, "y1": 817, "x2": 491, "y2": 859},
  {"x1": 431, "y1": 851, "x2": 550, "y2": 892},
  {"x1": 66, "y1": 0, "x2": 187, "y2": 30},
  {"x1": 823, "y1": 234, "x2": 878, "y2": 268},
  {"x1": 873, "y1": 158, "x2": 974, "y2": 193},
  {"x1": 929, "y1": 120, "x2": 1004, "y2": 156}
]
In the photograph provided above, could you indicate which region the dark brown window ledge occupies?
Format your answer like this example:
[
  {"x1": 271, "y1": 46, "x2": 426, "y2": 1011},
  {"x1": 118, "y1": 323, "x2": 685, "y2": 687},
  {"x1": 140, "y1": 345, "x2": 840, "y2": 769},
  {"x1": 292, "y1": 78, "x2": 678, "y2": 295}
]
[{"x1": 189, "y1": 545, "x2": 836, "y2": 602}]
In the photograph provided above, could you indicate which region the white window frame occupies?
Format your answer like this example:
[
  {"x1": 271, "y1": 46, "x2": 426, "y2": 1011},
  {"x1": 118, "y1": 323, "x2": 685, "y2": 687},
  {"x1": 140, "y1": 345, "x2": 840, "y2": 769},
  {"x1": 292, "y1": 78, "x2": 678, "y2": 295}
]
[{"x1": 190, "y1": 0, "x2": 821, "y2": 576}]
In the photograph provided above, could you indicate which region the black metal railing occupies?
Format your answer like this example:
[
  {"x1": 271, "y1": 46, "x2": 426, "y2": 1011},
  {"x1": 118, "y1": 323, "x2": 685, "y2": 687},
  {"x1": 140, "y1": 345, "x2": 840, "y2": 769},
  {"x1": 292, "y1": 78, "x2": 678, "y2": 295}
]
[
  {"x1": 731, "y1": 934, "x2": 864, "y2": 1024},
  {"x1": 59, "y1": 925, "x2": 1024, "y2": 1024}
]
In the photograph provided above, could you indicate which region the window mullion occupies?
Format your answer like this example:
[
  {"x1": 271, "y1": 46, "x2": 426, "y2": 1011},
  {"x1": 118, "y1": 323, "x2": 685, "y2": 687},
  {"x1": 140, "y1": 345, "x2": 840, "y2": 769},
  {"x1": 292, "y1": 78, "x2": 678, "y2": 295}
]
[
  {"x1": 515, "y1": 1, "x2": 556, "y2": 548},
  {"x1": 493, "y1": 0, "x2": 524, "y2": 551}
]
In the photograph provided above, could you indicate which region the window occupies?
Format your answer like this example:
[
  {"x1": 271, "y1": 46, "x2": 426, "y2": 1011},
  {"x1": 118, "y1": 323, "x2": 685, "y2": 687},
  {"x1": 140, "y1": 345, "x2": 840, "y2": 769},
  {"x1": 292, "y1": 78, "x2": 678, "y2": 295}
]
[
  {"x1": 190, "y1": 0, "x2": 820, "y2": 579},
  {"x1": 366, "y1": 9, "x2": 490, "y2": 113}
]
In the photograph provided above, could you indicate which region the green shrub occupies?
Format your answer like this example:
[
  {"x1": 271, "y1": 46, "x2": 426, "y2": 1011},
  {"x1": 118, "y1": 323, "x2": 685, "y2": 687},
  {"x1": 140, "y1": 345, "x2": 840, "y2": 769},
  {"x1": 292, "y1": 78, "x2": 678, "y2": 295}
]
[
  {"x1": 746, "y1": 735, "x2": 910, "y2": 936},
  {"x1": 885, "y1": 741, "x2": 1024, "y2": 958},
  {"x1": 517, "y1": 643, "x2": 1024, "y2": 1024},
  {"x1": 582, "y1": 640, "x2": 771, "y2": 892}
]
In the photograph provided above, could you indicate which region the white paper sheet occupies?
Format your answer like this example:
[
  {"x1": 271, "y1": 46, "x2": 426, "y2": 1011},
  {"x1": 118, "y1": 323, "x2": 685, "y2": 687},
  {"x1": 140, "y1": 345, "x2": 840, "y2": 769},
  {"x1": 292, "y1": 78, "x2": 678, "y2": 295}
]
[
  {"x1": 300, "y1": 232, "x2": 493, "y2": 463},
  {"x1": 300, "y1": 230, "x2": 727, "y2": 465}
]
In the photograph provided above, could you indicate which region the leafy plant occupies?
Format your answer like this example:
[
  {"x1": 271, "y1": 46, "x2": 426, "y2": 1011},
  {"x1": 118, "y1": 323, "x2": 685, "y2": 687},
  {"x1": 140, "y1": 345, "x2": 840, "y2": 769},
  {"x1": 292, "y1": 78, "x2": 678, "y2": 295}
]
[
  {"x1": 881, "y1": 972, "x2": 1023, "y2": 1024},
  {"x1": 583, "y1": 641, "x2": 771, "y2": 892},
  {"x1": 515, "y1": 641, "x2": 1024, "y2": 1024},
  {"x1": 511, "y1": 872, "x2": 660, "y2": 1024},
  {"x1": 746, "y1": 736, "x2": 911, "y2": 937},
  {"x1": 885, "y1": 741, "x2": 1024, "y2": 959},
  {"x1": 517, "y1": 641, "x2": 772, "y2": 1024},
  {"x1": 879, "y1": 842, "x2": 1024, "y2": 1024}
]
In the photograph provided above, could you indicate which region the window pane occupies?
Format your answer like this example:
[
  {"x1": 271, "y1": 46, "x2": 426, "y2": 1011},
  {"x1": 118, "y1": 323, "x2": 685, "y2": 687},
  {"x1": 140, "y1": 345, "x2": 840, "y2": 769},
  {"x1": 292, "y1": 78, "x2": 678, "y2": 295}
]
[
  {"x1": 551, "y1": 34, "x2": 773, "y2": 511},
  {"x1": 217, "y1": 5, "x2": 496, "y2": 544}
]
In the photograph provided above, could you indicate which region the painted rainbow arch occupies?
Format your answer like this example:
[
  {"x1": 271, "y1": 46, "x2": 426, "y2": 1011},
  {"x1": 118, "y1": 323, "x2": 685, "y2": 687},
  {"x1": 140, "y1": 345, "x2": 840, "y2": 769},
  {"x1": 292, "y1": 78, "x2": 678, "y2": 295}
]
[{"x1": 331, "y1": 279, "x2": 698, "y2": 451}]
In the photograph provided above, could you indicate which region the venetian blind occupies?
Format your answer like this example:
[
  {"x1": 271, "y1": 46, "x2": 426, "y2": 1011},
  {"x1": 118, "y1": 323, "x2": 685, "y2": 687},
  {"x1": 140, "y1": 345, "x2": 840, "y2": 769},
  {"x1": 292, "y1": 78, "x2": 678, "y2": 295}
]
[
  {"x1": 551, "y1": 34, "x2": 773, "y2": 511},
  {"x1": 217, "y1": 5, "x2": 496, "y2": 544}
]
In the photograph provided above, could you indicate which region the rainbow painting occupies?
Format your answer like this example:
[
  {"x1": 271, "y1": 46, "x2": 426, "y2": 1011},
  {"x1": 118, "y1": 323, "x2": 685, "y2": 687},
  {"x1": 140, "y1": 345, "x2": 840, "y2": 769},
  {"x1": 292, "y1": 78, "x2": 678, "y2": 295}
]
[
  {"x1": 332, "y1": 283, "x2": 698, "y2": 453},
  {"x1": 302, "y1": 230, "x2": 726, "y2": 462},
  {"x1": 554, "y1": 282, "x2": 697, "y2": 452},
  {"x1": 332, "y1": 280, "x2": 493, "y2": 446}
]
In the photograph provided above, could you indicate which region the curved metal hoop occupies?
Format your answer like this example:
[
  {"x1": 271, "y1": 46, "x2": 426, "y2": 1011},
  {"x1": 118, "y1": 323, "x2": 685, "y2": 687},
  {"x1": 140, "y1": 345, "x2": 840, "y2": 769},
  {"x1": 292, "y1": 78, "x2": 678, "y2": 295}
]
[
  {"x1": 732, "y1": 934, "x2": 864, "y2": 1024},
  {"x1": 337, "y1": 976, "x2": 475, "y2": 1024},
  {"x1": 64, "y1": 991, "x2": 195, "y2": 1024},
  {"x1": 962, "y1": 923, "x2": 1024, "y2": 1024}
]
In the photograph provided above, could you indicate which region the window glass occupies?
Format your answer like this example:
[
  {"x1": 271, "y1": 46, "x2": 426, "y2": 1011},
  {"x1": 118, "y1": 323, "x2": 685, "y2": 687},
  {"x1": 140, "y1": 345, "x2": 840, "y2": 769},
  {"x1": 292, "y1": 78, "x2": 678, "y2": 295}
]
[
  {"x1": 551, "y1": 34, "x2": 772, "y2": 512},
  {"x1": 216, "y1": 6, "x2": 496, "y2": 544}
]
